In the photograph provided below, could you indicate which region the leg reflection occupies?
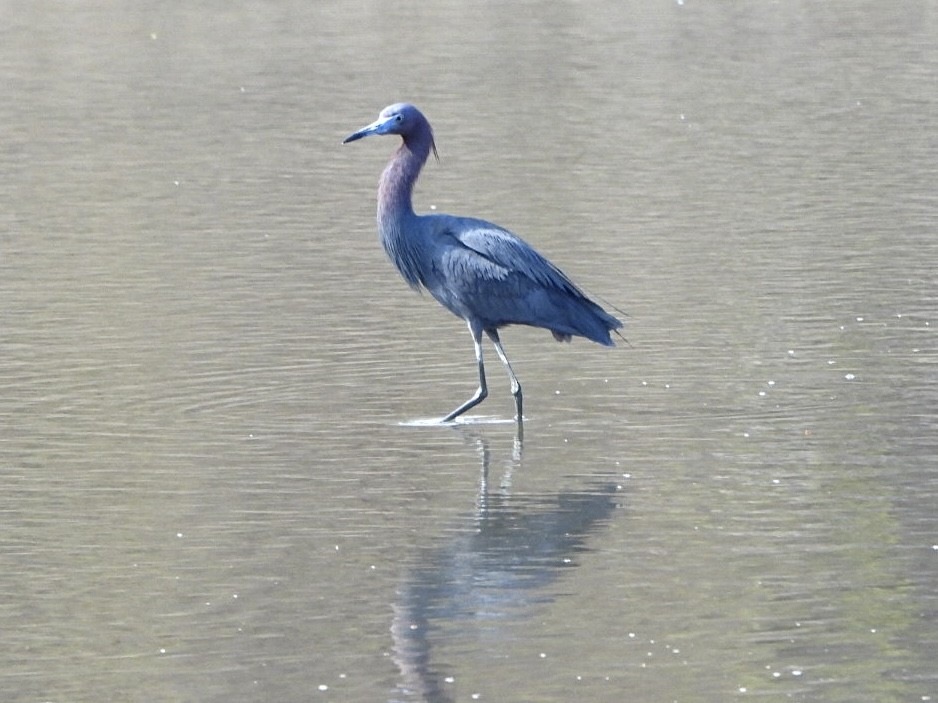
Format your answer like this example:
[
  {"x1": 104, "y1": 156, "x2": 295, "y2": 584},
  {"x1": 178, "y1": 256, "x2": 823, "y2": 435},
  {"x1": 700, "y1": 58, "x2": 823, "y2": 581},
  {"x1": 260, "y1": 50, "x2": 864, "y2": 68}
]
[{"x1": 389, "y1": 429, "x2": 619, "y2": 702}]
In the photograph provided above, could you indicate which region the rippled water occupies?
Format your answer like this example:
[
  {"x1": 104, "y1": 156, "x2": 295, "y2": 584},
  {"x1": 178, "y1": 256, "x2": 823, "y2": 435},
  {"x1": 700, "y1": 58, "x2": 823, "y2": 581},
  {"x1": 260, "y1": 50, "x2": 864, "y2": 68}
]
[{"x1": 2, "y1": 2, "x2": 936, "y2": 702}]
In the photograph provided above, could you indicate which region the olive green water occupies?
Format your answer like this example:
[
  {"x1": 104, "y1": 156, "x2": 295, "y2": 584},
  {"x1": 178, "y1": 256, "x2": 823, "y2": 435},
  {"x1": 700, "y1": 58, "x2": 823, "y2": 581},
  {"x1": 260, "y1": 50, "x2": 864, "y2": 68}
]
[{"x1": 1, "y1": 2, "x2": 936, "y2": 701}]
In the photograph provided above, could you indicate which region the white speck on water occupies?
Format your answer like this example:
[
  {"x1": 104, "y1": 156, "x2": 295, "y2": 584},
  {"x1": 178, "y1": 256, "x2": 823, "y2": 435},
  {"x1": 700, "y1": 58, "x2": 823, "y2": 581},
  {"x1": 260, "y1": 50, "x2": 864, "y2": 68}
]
[
  {"x1": 845, "y1": 373, "x2": 856, "y2": 380},
  {"x1": 870, "y1": 628, "x2": 877, "y2": 633},
  {"x1": 641, "y1": 381, "x2": 648, "y2": 386},
  {"x1": 788, "y1": 349, "x2": 795, "y2": 356},
  {"x1": 773, "y1": 672, "x2": 781, "y2": 678},
  {"x1": 444, "y1": 676, "x2": 455, "y2": 683},
  {"x1": 628, "y1": 632, "x2": 636, "y2": 638},
  {"x1": 739, "y1": 687, "x2": 747, "y2": 693},
  {"x1": 772, "y1": 479, "x2": 780, "y2": 484},
  {"x1": 176, "y1": 533, "x2": 183, "y2": 538},
  {"x1": 758, "y1": 391, "x2": 766, "y2": 397},
  {"x1": 159, "y1": 648, "x2": 166, "y2": 654},
  {"x1": 767, "y1": 380, "x2": 775, "y2": 386},
  {"x1": 471, "y1": 694, "x2": 481, "y2": 700},
  {"x1": 856, "y1": 316, "x2": 864, "y2": 322},
  {"x1": 318, "y1": 684, "x2": 328, "y2": 692},
  {"x1": 539, "y1": 652, "x2": 547, "y2": 658},
  {"x1": 743, "y1": 432, "x2": 750, "y2": 438},
  {"x1": 828, "y1": 359, "x2": 836, "y2": 365}
]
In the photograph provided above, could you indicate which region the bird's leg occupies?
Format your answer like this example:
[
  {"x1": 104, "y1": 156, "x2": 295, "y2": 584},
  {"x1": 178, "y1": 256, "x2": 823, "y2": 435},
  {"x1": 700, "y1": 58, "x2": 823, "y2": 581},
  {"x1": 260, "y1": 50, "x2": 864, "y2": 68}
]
[
  {"x1": 441, "y1": 324, "x2": 488, "y2": 423},
  {"x1": 486, "y1": 330, "x2": 523, "y2": 422}
]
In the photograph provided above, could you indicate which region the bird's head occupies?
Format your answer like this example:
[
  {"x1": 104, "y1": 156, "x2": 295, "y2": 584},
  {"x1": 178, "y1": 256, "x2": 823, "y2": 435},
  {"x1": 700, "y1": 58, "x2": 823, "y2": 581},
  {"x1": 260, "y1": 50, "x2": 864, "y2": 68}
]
[{"x1": 343, "y1": 103, "x2": 438, "y2": 159}]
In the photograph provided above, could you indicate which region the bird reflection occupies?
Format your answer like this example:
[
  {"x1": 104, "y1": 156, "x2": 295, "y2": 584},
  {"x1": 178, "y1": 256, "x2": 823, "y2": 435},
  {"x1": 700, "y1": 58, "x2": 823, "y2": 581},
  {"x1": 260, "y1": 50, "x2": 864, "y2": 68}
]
[{"x1": 389, "y1": 431, "x2": 621, "y2": 702}]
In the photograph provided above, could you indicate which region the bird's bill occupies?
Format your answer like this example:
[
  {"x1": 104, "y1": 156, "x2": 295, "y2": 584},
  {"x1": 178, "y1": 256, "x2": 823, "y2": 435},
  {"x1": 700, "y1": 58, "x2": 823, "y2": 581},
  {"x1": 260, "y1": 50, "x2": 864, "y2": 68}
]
[{"x1": 342, "y1": 115, "x2": 393, "y2": 144}]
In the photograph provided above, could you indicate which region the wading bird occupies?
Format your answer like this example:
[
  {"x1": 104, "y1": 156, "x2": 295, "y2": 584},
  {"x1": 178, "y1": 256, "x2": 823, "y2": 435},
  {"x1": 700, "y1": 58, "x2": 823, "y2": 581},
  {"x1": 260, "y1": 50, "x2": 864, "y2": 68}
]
[{"x1": 343, "y1": 103, "x2": 622, "y2": 423}]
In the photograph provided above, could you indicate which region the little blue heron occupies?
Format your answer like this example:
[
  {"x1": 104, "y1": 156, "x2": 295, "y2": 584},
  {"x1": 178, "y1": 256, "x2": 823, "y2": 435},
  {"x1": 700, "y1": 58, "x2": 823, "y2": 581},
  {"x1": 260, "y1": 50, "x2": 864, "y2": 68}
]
[{"x1": 343, "y1": 103, "x2": 622, "y2": 422}]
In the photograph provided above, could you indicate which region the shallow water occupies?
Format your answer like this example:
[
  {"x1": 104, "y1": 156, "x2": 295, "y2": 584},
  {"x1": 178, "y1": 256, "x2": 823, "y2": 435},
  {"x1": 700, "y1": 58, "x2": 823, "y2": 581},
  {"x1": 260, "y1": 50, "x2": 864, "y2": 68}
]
[{"x1": 1, "y1": 2, "x2": 936, "y2": 702}]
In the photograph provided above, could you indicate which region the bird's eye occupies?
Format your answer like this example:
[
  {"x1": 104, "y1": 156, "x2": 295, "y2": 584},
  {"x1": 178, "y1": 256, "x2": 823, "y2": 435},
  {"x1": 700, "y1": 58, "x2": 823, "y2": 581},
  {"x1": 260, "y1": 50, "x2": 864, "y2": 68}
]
[{"x1": 395, "y1": 114, "x2": 403, "y2": 122}]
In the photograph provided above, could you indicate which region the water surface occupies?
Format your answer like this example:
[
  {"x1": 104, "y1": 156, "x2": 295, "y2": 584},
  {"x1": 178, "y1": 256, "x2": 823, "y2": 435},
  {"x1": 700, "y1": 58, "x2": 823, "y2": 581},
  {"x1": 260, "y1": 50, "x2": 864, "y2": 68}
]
[{"x1": 1, "y1": 2, "x2": 936, "y2": 701}]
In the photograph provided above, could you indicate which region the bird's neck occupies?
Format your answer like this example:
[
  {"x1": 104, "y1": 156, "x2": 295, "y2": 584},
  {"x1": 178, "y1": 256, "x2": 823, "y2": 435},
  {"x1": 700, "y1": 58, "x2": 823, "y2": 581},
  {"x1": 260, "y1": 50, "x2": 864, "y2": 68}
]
[
  {"x1": 377, "y1": 136, "x2": 432, "y2": 228},
  {"x1": 376, "y1": 135, "x2": 433, "y2": 290}
]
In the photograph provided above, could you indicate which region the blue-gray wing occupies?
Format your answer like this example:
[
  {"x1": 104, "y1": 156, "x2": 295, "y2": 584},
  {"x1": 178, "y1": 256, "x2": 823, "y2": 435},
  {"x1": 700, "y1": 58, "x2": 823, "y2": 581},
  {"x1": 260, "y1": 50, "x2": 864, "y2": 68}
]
[
  {"x1": 430, "y1": 218, "x2": 621, "y2": 345},
  {"x1": 448, "y1": 221, "x2": 586, "y2": 297}
]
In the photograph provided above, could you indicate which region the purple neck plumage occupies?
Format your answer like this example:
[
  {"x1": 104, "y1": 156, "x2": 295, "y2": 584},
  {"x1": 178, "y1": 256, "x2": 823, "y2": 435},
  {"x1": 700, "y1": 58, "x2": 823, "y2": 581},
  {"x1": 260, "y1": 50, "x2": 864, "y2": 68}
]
[
  {"x1": 376, "y1": 121, "x2": 437, "y2": 290},
  {"x1": 377, "y1": 124, "x2": 436, "y2": 229}
]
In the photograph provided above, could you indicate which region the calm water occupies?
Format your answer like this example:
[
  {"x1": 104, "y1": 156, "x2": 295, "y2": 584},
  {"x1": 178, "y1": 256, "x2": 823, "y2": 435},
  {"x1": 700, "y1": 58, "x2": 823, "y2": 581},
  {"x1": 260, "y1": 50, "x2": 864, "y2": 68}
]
[{"x1": 2, "y1": 2, "x2": 936, "y2": 702}]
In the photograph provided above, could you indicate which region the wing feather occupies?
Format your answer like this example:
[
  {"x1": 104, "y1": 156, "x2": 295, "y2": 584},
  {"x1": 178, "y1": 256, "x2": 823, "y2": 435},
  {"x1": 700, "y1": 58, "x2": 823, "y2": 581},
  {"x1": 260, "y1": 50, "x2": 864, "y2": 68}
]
[{"x1": 443, "y1": 219, "x2": 586, "y2": 297}]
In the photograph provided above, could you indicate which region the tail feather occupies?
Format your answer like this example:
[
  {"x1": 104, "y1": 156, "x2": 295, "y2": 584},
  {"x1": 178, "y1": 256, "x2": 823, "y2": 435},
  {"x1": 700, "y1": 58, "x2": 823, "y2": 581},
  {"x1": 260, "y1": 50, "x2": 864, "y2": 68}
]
[{"x1": 544, "y1": 293, "x2": 622, "y2": 346}]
